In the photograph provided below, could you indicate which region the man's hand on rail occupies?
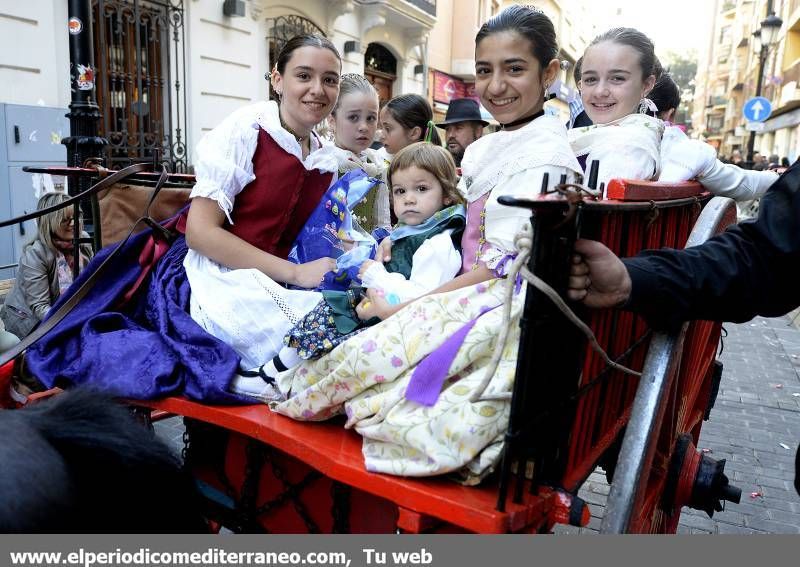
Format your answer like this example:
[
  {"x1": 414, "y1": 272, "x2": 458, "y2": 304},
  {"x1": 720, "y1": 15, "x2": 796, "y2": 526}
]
[{"x1": 567, "y1": 239, "x2": 632, "y2": 309}]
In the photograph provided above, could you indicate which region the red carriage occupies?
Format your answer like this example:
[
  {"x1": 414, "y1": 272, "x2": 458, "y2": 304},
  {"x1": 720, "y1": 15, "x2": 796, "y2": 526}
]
[{"x1": 0, "y1": 164, "x2": 741, "y2": 533}]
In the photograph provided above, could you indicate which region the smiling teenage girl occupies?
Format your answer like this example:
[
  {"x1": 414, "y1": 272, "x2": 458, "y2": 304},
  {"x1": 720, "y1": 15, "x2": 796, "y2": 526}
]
[
  {"x1": 569, "y1": 28, "x2": 663, "y2": 188},
  {"x1": 184, "y1": 34, "x2": 343, "y2": 373},
  {"x1": 572, "y1": 28, "x2": 777, "y2": 199}
]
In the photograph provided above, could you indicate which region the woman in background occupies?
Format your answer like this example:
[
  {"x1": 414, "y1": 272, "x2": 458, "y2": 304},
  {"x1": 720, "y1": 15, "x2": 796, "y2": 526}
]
[{"x1": 1, "y1": 192, "x2": 92, "y2": 340}]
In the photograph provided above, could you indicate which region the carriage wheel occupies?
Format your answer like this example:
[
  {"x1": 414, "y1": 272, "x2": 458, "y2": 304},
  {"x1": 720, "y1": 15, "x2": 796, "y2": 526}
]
[
  {"x1": 628, "y1": 320, "x2": 738, "y2": 532},
  {"x1": 601, "y1": 198, "x2": 741, "y2": 533}
]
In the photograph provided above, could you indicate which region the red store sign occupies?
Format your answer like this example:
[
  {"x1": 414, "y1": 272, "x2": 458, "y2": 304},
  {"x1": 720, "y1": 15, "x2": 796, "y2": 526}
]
[{"x1": 433, "y1": 70, "x2": 478, "y2": 104}]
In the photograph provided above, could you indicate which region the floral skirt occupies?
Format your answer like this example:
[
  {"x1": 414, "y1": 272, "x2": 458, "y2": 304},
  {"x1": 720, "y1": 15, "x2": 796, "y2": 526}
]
[
  {"x1": 285, "y1": 300, "x2": 365, "y2": 360},
  {"x1": 271, "y1": 278, "x2": 524, "y2": 481}
]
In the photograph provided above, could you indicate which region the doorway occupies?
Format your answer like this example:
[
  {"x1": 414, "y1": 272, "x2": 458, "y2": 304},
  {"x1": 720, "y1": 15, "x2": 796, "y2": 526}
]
[{"x1": 364, "y1": 43, "x2": 397, "y2": 104}]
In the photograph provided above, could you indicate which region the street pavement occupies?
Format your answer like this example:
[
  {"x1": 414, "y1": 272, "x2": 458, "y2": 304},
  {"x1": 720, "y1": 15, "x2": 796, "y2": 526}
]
[{"x1": 156, "y1": 315, "x2": 800, "y2": 534}]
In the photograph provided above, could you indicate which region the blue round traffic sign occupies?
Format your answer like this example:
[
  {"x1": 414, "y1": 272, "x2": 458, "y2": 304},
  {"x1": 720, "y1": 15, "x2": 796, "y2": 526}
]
[{"x1": 743, "y1": 96, "x2": 772, "y2": 122}]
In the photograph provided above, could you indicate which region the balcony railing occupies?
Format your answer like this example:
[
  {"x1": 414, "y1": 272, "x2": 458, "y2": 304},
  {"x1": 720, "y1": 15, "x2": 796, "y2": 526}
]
[{"x1": 405, "y1": 0, "x2": 436, "y2": 16}]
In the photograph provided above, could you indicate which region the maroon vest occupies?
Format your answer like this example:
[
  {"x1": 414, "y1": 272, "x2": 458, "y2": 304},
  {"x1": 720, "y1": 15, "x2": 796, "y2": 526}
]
[{"x1": 227, "y1": 129, "x2": 332, "y2": 259}]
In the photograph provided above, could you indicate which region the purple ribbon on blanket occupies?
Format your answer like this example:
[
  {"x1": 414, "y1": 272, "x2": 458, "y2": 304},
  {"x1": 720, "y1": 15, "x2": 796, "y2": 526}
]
[
  {"x1": 493, "y1": 254, "x2": 515, "y2": 278},
  {"x1": 493, "y1": 253, "x2": 524, "y2": 294},
  {"x1": 493, "y1": 254, "x2": 525, "y2": 294},
  {"x1": 405, "y1": 303, "x2": 502, "y2": 406}
]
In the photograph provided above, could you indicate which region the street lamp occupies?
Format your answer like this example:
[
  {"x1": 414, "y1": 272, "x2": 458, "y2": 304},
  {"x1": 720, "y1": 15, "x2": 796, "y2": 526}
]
[{"x1": 745, "y1": 10, "x2": 783, "y2": 166}]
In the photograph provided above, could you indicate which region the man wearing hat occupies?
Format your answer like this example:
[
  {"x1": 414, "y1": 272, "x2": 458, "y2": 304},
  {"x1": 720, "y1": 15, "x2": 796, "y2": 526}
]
[{"x1": 436, "y1": 98, "x2": 489, "y2": 167}]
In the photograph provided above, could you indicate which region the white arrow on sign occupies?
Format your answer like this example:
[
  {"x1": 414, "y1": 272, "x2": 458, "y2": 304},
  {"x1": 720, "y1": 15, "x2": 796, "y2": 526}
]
[{"x1": 750, "y1": 100, "x2": 765, "y2": 120}]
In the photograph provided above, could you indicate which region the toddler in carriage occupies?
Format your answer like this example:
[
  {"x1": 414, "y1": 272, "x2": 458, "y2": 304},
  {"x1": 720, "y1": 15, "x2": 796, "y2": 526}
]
[{"x1": 232, "y1": 142, "x2": 466, "y2": 401}]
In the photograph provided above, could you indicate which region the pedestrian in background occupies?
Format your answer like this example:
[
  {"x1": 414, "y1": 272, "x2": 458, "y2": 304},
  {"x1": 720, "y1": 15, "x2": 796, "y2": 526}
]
[
  {"x1": 435, "y1": 97, "x2": 488, "y2": 167},
  {"x1": 0, "y1": 192, "x2": 92, "y2": 341}
]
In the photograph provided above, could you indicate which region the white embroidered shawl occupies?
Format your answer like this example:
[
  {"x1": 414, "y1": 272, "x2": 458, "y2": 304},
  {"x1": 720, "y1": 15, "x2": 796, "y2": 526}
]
[
  {"x1": 459, "y1": 114, "x2": 582, "y2": 203},
  {"x1": 568, "y1": 113, "x2": 664, "y2": 186}
]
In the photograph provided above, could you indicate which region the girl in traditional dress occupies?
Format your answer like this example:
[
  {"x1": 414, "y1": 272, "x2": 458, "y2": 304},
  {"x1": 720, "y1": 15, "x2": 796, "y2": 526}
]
[
  {"x1": 272, "y1": 5, "x2": 583, "y2": 480},
  {"x1": 23, "y1": 35, "x2": 342, "y2": 403},
  {"x1": 327, "y1": 74, "x2": 390, "y2": 234},
  {"x1": 184, "y1": 34, "x2": 343, "y2": 379},
  {"x1": 379, "y1": 94, "x2": 442, "y2": 157},
  {"x1": 238, "y1": 142, "x2": 465, "y2": 401},
  {"x1": 571, "y1": 28, "x2": 777, "y2": 199}
]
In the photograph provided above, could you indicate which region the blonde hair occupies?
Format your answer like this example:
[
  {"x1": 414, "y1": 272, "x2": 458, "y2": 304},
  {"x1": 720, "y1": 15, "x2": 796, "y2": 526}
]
[
  {"x1": 387, "y1": 142, "x2": 465, "y2": 209},
  {"x1": 32, "y1": 192, "x2": 72, "y2": 251},
  {"x1": 332, "y1": 73, "x2": 378, "y2": 115}
]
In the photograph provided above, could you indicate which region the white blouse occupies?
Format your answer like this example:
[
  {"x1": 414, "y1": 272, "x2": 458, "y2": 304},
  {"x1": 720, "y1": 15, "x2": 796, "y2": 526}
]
[
  {"x1": 659, "y1": 125, "x2": 777, "y2": 201},
  {"x1": 360, "y1": 230, "x2": 461, "y2": 303},
  {"x1": 460, "y1": 114, "x2": 583, "y2": 273},
  {"x1": 191, "y1": 100, "x2": 339, "y2": 223}
]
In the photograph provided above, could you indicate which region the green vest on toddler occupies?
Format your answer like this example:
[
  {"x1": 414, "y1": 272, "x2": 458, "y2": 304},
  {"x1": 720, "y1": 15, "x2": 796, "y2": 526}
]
[{"x1": 324, "y1": 205, "x2": 466, "y2": 334}]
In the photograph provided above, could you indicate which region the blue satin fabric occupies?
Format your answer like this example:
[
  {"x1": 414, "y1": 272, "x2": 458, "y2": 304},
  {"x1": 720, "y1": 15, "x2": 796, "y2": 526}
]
[{"x1": 25, "y1": 227, "x2": 247, "y2": 404}]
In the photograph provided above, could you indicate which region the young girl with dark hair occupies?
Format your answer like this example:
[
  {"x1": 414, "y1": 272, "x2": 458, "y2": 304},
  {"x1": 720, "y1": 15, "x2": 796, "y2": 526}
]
[{"x1": 380, "y1": 93, "x2": 441, "y2": 155}]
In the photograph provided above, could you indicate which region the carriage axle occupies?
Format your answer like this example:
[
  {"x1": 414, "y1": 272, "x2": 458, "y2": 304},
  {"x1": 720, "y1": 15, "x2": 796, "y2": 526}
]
[{"x1": 665, "y1": 434, "x2": 742, "y2": 518}]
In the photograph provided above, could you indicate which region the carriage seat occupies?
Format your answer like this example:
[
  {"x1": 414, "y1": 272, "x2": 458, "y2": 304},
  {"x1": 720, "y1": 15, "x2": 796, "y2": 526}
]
[{"x1": 129, "y1": 396, "x2": 583, "y2": 533}]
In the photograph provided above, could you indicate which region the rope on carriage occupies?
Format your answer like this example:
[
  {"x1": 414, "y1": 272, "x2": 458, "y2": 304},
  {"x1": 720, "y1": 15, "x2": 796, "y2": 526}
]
[{"x1": 470, "y1": 226, "x2": 642, "y2": 403}]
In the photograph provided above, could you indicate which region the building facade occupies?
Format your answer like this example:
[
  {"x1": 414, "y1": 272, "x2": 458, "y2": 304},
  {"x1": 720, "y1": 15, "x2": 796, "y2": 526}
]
[
  {"x1": 0, "y1": 0, "x2": 435, "y2": 170},
  {"x1": 692, "y1": 0, "x2": 800, "y2": 162},
  {"x1": 759, "y1": 0, "x2": 800, "y2": 161},
  {"x1": 1, "y1": 0, "x2": 612, "y2": 169}
]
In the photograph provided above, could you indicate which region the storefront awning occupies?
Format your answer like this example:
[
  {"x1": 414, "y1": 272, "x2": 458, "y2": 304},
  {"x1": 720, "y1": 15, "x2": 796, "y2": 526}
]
[{"x1": 761, "y1": 103, "x2": 800, "y2": 133}]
